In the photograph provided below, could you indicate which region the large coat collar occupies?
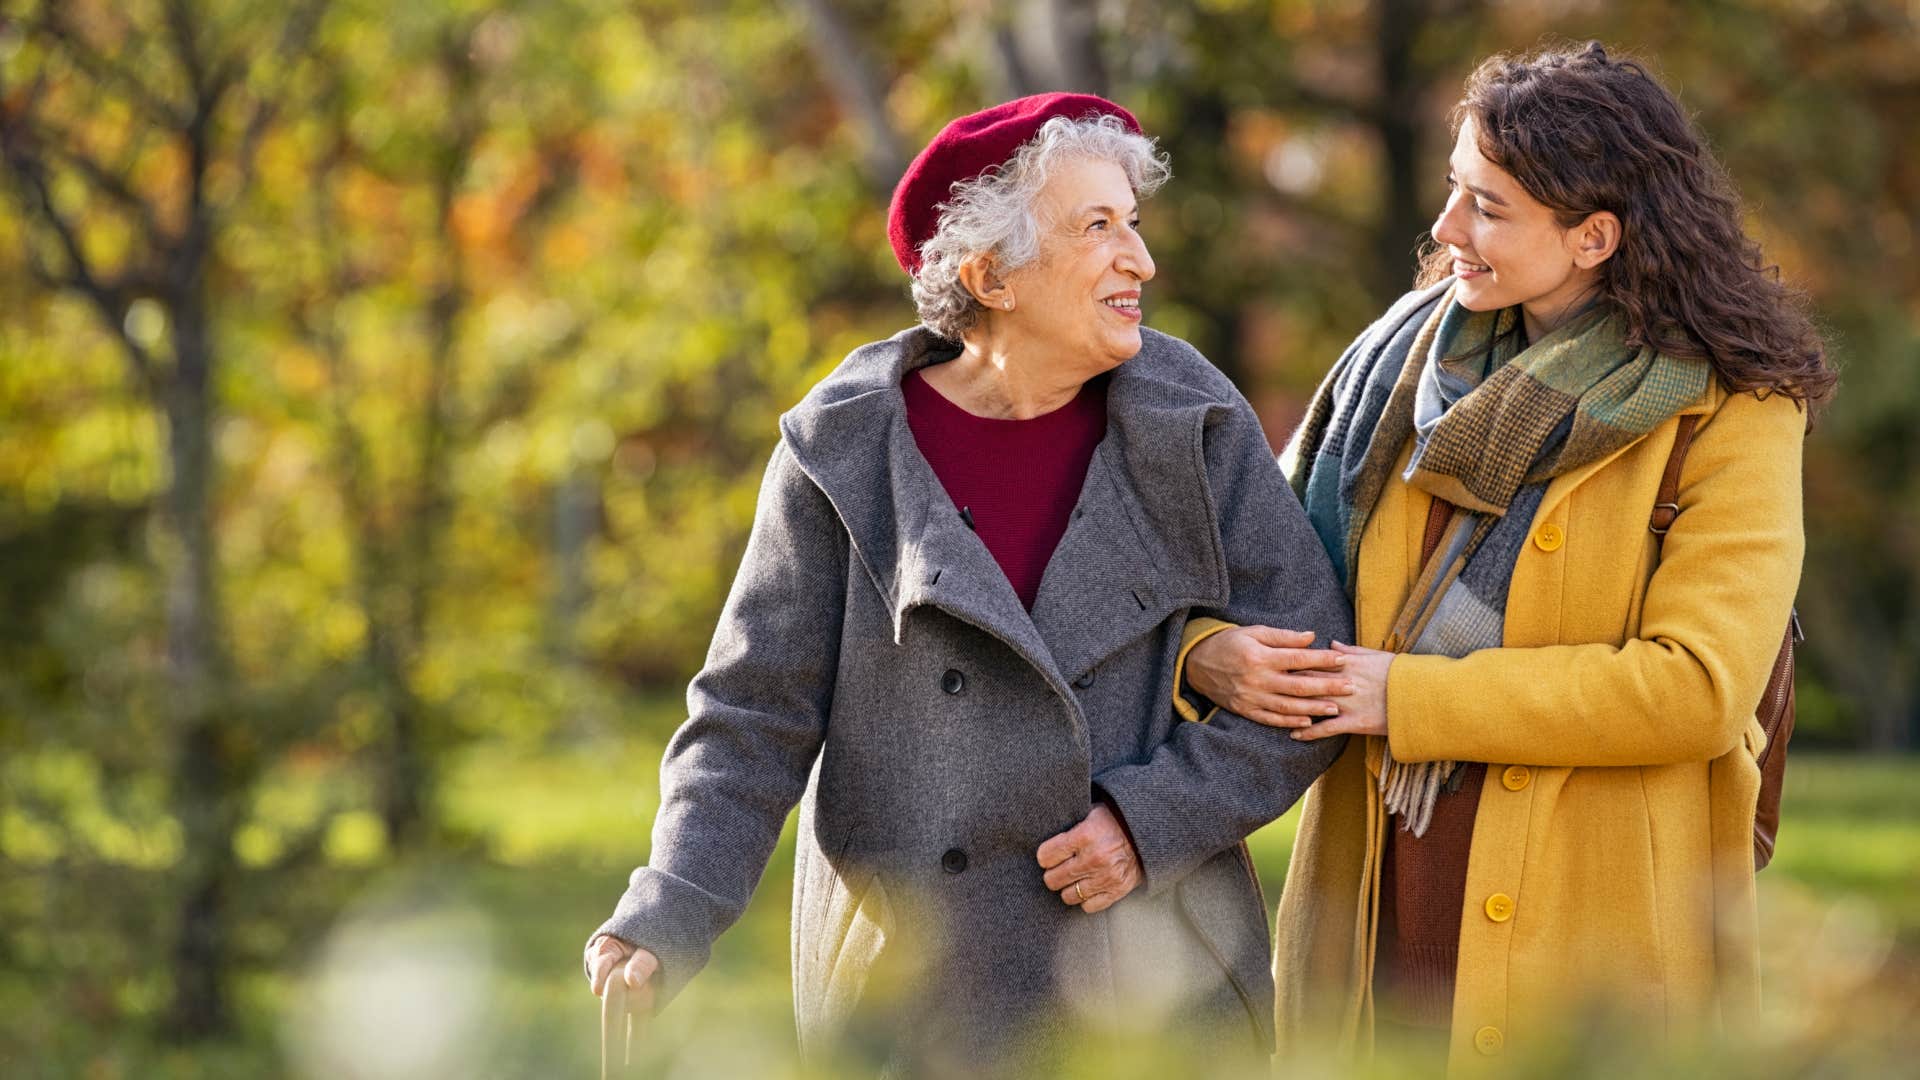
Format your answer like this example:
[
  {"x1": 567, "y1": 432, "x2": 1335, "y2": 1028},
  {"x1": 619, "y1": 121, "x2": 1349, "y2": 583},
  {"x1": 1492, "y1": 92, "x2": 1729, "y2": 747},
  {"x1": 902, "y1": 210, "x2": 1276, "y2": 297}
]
[{"x1": 779, "y1": 325, "x2": 1235, "y2": 690}]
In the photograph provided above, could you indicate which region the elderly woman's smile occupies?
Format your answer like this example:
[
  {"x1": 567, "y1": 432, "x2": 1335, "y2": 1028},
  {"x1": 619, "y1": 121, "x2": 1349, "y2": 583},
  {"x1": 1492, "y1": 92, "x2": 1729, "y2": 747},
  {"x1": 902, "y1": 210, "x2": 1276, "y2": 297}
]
[{"x1": 1101, "y1": 291, "x2": 1142, "y2": 319}]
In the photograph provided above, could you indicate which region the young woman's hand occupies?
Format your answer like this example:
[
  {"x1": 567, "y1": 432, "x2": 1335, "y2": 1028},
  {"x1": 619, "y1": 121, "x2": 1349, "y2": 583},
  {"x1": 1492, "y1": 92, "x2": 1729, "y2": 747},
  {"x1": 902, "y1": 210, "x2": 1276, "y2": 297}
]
[
  {"x1": 1184, "y1": 626, "x2": 1353, "y2": 728},
  {"x1": 1290, "y1": 641, "x2": 1392, "y2": 741}
]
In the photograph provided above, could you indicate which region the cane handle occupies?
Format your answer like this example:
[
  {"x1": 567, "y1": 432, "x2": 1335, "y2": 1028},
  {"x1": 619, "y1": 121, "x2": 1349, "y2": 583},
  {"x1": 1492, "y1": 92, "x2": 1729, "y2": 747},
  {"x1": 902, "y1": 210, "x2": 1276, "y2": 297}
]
[{"x1": 600, "y1": 973, "x2": 630, "y2": 1078}]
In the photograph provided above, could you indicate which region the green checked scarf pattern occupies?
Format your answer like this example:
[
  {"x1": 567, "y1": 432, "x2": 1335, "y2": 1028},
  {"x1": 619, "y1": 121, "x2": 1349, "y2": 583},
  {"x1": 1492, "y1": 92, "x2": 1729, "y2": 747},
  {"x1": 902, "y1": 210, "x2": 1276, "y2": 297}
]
[{"x1": 1282, "y1": 279, "x2": 1707, "y2": 835}]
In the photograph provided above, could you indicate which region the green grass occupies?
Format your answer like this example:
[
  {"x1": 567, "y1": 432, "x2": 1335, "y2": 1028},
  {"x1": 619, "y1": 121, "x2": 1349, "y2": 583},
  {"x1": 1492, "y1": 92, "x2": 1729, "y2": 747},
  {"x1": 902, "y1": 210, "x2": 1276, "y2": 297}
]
[
  {"x1": 4, "y1": 733, "x2": 1917, "y2": 1078},
  {"x1": 1766, "y1": 756, "x2": 1920, "y2": 937}
]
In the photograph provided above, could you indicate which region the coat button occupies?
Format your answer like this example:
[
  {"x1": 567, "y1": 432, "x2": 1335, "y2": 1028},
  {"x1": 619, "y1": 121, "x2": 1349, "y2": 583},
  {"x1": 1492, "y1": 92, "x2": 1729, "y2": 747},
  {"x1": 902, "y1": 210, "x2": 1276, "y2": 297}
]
[
  {"x1": 1501, "y1": 765, "x2": 1532, "y2": 791},
  {"x1": 1474, "y1": 1025, "x2": 1504, "y2": 1056},
  {"x1": 1532, "y1": 523, "x2": 1565, "y2": 552},
  {"x1": 941, "y1": 669, "x2": 965, "y2": 695},
  {"x1": 1485, "y1": 893, "x2": 1515, "y2": 922},
  {"x1": 1074, "y1": 669, "x2": 1096, "y2": 689},
  {"x1": 940, "y1": 848, "x2": 968, "y2": 874}
]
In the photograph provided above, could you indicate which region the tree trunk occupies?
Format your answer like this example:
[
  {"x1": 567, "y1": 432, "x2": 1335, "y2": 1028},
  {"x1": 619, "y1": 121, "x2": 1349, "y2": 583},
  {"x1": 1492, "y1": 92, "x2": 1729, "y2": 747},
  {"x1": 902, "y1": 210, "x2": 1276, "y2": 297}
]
[
  {"x1": 1046, "y1": 0, "x2": 1107, "y2": 97},
  {"x1": 374, "y1": 628, "x2": 428, "y2": 846},
  {"x1": 375, "y1": 35, "x2": 482, "y2": 848},
  {"x1": 549, "y1": 466, "x2": 597, "y2": 661},
  {"x1": 788, "y1": 0, "x2": 907, "y2": 189},
  {"x1": 1373, "y1": 0, "x2": 1430, "y2": 301},
  {"x1": 161, "y1": 287, "x2": 239, "y2": 1039}
]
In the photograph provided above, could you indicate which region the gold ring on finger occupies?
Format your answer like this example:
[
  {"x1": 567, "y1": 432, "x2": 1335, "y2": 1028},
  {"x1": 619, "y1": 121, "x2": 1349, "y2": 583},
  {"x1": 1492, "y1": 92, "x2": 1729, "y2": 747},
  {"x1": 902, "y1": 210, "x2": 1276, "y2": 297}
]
[{"x1": 1073, "y1": 880, "x2": 1085, "y2": 903}]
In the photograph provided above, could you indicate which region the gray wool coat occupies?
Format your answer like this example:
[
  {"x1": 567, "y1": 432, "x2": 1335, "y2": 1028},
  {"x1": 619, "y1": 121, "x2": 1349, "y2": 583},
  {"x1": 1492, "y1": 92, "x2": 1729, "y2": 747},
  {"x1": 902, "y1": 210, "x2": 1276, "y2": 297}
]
[{"x1": 591, "y1": 326, "x2": 1353, "y2": 1070}]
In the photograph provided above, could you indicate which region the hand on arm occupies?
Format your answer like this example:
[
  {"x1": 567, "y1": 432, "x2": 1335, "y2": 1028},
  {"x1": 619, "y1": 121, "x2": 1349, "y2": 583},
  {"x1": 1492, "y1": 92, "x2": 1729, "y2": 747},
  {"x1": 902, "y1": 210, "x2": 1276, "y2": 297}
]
[
  {"x1": 1093, "y1": 381, "x2": 1355, "y2": 894},
  {"x1": 1289, "y1": 640, "x2": 1391, "y2": 741},
  {"x1": 1184, "y1": 626, "x2": 1354, "y2": 728}
]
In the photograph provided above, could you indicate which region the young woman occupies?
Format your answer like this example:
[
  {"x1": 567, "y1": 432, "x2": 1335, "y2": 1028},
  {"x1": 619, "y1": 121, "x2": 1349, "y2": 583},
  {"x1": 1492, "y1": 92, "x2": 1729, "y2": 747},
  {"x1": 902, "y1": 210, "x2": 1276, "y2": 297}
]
[{"x1": 1180, "y1": 42, "x2": 1835, "y2": 1072}]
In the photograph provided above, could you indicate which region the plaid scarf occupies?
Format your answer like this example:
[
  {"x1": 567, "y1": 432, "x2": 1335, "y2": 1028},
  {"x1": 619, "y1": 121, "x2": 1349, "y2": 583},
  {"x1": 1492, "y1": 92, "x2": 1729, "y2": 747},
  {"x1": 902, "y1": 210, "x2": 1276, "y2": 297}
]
[{"x1": 1283, "y1": 279, "x2": 1707, "y2": 834}]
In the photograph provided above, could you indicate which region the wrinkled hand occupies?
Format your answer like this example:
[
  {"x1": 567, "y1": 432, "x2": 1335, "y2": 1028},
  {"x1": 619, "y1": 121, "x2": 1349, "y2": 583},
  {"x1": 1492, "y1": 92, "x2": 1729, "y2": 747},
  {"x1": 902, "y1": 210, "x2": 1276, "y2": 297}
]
[
  {"x1": 586, "y1": 933, "x2": 659, "y2": 1012},
  {"x1": 1037, "y1": 802, "x2": 1143, "y2": 914},
  {"x1": 1290, "y1": 641, "x2": 1391, "y2": 742},
  {"x1": 1186, "y1": 626, "x2": 1352, "y2": 728}
]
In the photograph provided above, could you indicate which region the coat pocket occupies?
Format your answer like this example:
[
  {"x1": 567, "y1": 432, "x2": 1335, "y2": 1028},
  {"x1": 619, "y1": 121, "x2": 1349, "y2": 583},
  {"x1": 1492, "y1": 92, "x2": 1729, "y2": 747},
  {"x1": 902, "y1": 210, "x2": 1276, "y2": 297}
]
[
  {"x1": 1173, "y1": 849, "x2": 1275, "y2": 1049},
  {"x1": 794, "y1": 835, "x2": 895, "y2": 1060}
]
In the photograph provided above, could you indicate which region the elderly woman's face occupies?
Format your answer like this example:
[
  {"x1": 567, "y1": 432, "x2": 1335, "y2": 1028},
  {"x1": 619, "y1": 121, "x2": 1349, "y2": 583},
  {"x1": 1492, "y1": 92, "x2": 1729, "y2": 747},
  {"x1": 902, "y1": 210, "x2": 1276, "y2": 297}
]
[{"x1": 1004, "y1": 156, "x2": 1155, "y2": 367}]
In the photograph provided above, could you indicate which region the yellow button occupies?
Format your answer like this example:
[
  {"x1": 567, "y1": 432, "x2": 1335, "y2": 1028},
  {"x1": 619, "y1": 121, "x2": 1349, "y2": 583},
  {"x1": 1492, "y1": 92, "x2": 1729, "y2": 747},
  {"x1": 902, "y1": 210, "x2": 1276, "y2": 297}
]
[
  {"x1": 1502, "y1": 765, "x2": 1532, "y2": 791},
  {"x1": 1485, "y1": 893, "x2": 1515, "y2": 922},
  {"x1": 1533, "y1": 523, "x2": 1565, "y2": 552},
  {"x1": 1475, "y1": 1025, "x2": 1504, "y2": 1056}
]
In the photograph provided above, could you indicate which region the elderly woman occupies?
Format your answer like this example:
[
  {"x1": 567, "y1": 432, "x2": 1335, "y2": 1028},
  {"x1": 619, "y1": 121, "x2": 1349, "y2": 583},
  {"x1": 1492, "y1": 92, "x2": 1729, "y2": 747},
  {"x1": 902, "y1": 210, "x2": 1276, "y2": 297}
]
[{"x1": 582, "y1": 94, "x2": 1352, "y2": 1071}]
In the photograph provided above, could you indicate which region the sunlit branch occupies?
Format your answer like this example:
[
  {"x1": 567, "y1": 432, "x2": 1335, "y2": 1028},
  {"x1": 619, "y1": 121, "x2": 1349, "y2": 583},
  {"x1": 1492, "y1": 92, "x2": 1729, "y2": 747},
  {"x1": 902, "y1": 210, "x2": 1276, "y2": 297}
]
[
  {"x1": 222, "y1": 0, "x2": 332, "y2": 212},
  {"x1": 0, "y1": 92, "x2": 159, "y2": 392},
  {"x1": 32, "y1": 8, "x2": 195, "y2": 130}
]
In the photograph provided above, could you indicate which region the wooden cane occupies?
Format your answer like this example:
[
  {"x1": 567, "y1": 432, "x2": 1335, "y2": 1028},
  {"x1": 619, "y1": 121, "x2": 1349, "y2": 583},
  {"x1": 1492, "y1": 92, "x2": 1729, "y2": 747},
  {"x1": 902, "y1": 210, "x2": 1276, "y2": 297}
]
[{"x1": 600, "y1": 974, "x2": 631, "y2": 1079}]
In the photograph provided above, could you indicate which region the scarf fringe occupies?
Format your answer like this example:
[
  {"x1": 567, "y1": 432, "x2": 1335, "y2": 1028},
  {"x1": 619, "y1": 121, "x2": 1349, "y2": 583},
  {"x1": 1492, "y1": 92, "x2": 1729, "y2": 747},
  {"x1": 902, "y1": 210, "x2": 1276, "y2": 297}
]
[{"x1": 1379, "y1": 750, "x2": 1456, "y2": 837}]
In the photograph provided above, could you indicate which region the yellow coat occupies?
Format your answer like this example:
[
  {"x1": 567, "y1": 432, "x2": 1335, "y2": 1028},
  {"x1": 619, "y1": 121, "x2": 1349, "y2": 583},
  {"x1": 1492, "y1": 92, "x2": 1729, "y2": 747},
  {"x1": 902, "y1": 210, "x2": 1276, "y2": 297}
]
[{"x1": 1188, "y1": 381, "x2": 1804, "y2": 1072}]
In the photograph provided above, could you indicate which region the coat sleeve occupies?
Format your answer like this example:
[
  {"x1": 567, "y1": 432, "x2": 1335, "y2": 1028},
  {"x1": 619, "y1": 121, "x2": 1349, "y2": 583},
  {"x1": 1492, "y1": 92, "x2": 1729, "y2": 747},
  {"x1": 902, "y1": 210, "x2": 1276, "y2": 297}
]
[
  {"x1": 588, "y1": 439, "x2": 846, "y2": 1006},
  {"x1": 1386, "y1": 390, "x2": 1805, "y2": 767},
  {"x1": 1093, "y1": 397, "x2": 1356, "y2": 895}
]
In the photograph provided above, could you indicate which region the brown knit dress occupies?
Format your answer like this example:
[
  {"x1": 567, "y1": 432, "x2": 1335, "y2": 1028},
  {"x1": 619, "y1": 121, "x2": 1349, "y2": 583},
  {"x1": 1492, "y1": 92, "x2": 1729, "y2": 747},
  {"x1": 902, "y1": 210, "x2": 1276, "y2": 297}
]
[{"x1": 1373, "y1": 498, "x2": 1486, "y2": 1046}]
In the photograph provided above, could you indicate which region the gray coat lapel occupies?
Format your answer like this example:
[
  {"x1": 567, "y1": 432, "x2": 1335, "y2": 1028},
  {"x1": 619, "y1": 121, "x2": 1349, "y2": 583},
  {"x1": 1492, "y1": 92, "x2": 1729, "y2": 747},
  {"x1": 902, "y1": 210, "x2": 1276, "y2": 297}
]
[
  {"x1": 1027, "y1": 371, "x2": 1230, "y2": 681},
  {"x1": 780, "y1": 326, "x2": 1233, "y2": 705},
  {"x1": 887, "y1": 427, "x2": 1068, "y2": 706},
  {"x1": 778, "y1": 328, "x2": 1073, "y2": 713}
]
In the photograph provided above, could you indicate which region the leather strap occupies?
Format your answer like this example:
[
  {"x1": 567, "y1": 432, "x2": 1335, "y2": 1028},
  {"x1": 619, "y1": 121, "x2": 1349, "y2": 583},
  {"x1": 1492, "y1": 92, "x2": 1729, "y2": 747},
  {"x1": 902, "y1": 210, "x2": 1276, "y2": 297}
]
[
  {"x1": 1650, "y1": 415, "x2": 1701, "y2": 536},
  {"x1": 1751, "y1": 619, "x2": 1797, "y2": 869},
  {"x1": 1648, "y1": 410, "x2": 1798, "y2": 871},
  {"x1": 1421, "y1": 497, "x2": 1455, "y2": 570}
]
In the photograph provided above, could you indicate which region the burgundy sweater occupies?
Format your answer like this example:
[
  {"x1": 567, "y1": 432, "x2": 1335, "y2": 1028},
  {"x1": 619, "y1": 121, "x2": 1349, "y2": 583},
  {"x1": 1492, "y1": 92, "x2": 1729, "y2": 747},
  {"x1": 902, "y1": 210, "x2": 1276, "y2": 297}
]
[{"x1": 901, "y1": 368, "x2": 1108, "y2": 610}]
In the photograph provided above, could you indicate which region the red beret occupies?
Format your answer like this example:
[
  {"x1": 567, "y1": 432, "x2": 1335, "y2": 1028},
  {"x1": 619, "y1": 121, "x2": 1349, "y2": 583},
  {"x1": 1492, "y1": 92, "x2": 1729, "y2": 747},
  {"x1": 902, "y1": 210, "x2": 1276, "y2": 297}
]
[{"x1": 887, "y1": 93, "x2": 1142, "y2": 277}]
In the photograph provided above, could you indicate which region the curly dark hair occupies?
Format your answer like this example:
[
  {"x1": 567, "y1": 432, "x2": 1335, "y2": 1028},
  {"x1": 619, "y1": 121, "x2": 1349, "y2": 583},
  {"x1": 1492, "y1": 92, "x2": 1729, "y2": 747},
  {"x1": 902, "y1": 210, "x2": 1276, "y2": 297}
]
[{"x1": 1417, "y1": 41, "x2": 1835, "y2": 413}]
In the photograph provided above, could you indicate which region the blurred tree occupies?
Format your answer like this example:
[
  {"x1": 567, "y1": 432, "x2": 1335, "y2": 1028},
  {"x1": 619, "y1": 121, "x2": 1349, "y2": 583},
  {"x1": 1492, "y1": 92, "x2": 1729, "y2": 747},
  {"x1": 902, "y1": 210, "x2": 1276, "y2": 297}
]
[
  {"x1": 0, "y1": 0, "x2": 329, "y2": 1036},
  {"x1": 287, "y1": 11, "x2": 504, "y2": 850}
]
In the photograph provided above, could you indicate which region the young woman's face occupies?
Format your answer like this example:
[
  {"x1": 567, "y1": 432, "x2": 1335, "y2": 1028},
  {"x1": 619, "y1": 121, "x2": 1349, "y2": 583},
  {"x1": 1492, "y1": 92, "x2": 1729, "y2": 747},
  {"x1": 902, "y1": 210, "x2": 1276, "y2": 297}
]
[{"x1": 1432, "y1": 116, "x2": 1605, "y2": 334}]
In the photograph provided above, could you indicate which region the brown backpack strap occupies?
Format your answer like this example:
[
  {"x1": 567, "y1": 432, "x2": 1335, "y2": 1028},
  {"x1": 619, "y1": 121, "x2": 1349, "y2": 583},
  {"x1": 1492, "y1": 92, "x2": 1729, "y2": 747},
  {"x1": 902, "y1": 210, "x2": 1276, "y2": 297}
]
[
  {"x1": 1421, "y1": 496, "x2": 1456, "y2": 570},
  {"x1": 1650, "y1": 415, "x2": 1701, "y2": 539},
  {"x1": 1649, "y1": 410, "x2": 1801, "y2": 872}
]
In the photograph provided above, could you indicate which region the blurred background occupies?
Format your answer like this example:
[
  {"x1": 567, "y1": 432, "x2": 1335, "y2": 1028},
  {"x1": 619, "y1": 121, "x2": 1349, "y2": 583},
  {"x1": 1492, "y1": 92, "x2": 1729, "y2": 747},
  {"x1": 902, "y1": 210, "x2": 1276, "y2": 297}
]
[{"x1": 0, "y1": 1, "x2": 1915, "y2": 1076}]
